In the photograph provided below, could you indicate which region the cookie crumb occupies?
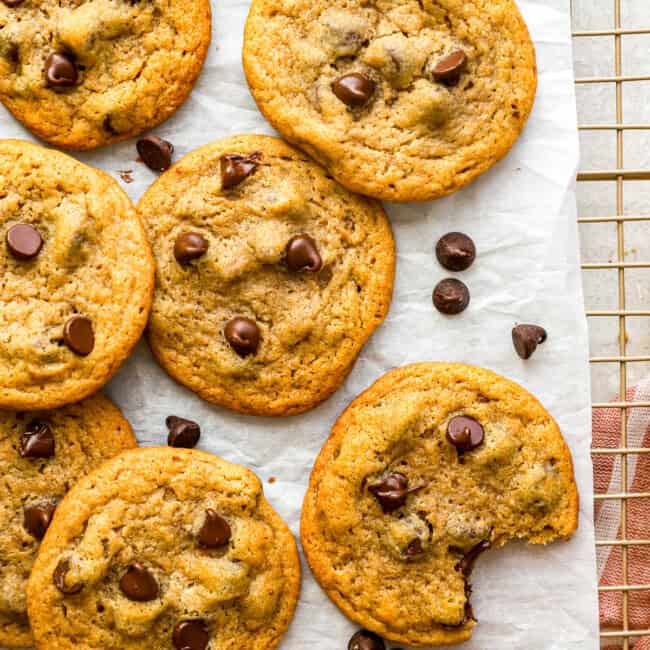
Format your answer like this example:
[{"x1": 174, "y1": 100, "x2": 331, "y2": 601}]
[{"x1": 118, "y1": 170, "x2": 134, "y2": 184}]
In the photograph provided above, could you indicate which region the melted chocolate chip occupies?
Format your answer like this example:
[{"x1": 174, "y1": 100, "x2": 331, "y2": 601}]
[
  {"x1": 446, "y1": 416, "x2": 484, "y2": 453},
  {"x1": 166, "y1": 416, "x2": 201, "y2": 448},
  {"x1": 2, "y1": 0, "x2": 24, "y2": 6},
  {"x1": 220, "y1": 152, "x2": 262, "y2": 189},
  {"x1": 6, "y1": 223, "x2": 43, "y2": 260},
  {"x1": 119, "y1": 563, "x2": 159, "y2": 601},
  {"x1": 435, "y1": 232, "x2": 476, "y2": 272},
  {"x1": 20, "y1": 421, "x2": 55, "y2": 459},
  {"x1": 137, "y1": 135, "x2": 174, "y2": 172},
  {"x1": 368, "y1": 472, "x2": 424, "y2": 513},
  {"x1": 23, "y1": 503, "x2": 56, "y2": 540},
  {"x1": 174, "y1": 232, "x2": 208, "y2": 264},
  {"x1": 198, "y1": 509, "x2": 231, "y2": 548},
  {"x1": 512, "y1": 324, "x2": 547, "y2": 360},
  {"x1": 173, "y1": 620, "x2": 209, "y2": 650},
  {"x1": 63, "y1": 315, "x2": 94, "y2": 356},
  {"x1": 224, "y1": 316, "x2": 260, "y2": 357},
  {"x1": 348, "y1": 629, "x2": 385, "y2": 650},
  {"x1": 432, "y1": 278, "x2": 470, "y2": 315},
  {"x1": 432, "y1": 49, "x2": 467, "y2": 85},
  {"x1": 405, "y1": 538, "x2": 423, "y2": 557},
  {"x1": 331, "y1": 72, "x2": 375, "y2": 107},
  {"x1": 452, "y1": 540, "x2": 490, "y2": 624},
  {"x1": 53, "y1": 558, "x2": 83, "y2": 594},
  {"x1": 45, "y1": 52, "x2": 78, "y2": 87},
  {"x1": 285, "y1": 234, "x2": 322, "y2": 272}
]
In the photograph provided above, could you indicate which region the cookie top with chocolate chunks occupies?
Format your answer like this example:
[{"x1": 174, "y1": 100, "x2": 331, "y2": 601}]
[
  {"x1": 0, "y1": 140, "x2": 154, "y2": 410},
  {"x1": 301, "y1": 362, "x2": 578, "y2": 646},
  {"x1": 243, "y1": 0, "x2": 536, "y2": 201},
  {"x1": 137, "y1": 135, "x2": 395, "y2": 416},
  {"x1": 0, "y1": 393, "x2": 136, "y2": 649},
  {"x1": 27, "y1": 447, "x2": 301, "y2": 650},
  {"x1": 0, "y1": 0, "x2": 211, "y2": 149}
]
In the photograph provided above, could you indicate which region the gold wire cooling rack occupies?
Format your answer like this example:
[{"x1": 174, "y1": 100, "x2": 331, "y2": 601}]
[{"x1": 572, "y1": 0, "x2": 650, "y2": 646}]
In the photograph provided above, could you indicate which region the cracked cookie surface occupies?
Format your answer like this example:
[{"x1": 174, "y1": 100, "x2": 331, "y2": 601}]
[
  {"x1": 27, "y1": 446, "x2": 301, "y2": 650},
  {"x1": 0, "y1": 393, "x2": 136, "y2": 648},
  {"x1": 243, "y1": 0, "x2": 537, "y2": 201},
  {"x1": 301, "y1": 362, "x2": 578, "y2": 646},
  {"x1": 137, "y1": 135, "x2": 395, "y2": 416},
  {"x1": 0, "y1": 139, "x2": 154, "y2": 410},
  {"x1": 0, "y1": 0, "x2": 210, "y2": 149}
]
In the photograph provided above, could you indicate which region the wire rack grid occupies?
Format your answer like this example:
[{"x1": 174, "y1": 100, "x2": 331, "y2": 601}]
[{"x1": 572, "y1": 0, "x2": 650, "y2": 647}]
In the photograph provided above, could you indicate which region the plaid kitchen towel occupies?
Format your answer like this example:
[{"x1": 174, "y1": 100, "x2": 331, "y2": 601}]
[{"x1": 593, "y1": 377, "x2": 650, "y2": 648}]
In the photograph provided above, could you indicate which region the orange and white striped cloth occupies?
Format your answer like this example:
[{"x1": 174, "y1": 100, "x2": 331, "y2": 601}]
[{"x1": 593, "y1": 379, "x2": 650, "y2": 649}]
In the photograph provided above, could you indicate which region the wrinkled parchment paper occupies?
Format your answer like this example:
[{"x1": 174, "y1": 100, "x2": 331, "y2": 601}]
[{"x1": 0, "y1": 0, "x2": 599, "y2": 648}]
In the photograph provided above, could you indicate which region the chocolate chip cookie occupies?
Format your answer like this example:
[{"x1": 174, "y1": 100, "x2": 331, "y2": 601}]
[
  {"x1": 301, "y1": 362, "x2": 578, "y2": 646},
  {"x1": 0, "y1": 0, "x2": 211, "y2": 149},
  {"x1": 0, "y1": 139, "x2": 154, "y2": 410},
  {"x1": 137, "y1": 135, "x2": 395, "y2": 416},
  {"x1": 0, "y1": 393, "x2": 136, "y2": 648},
  {"x1": 27, "y1": 447, "x2": 301, "y2": 649},
  {"x1": 243, "y1": 0, "x2": 536, "y2": 201}
]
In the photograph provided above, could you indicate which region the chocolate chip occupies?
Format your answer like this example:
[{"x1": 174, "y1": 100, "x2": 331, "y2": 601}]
[
  {"x1": 23, "y1": 503, "x2": 56, "y2": 540},
  {"x1": 63, "y1": 315, "x2": 94, "y2": 356},
  {"x1": 348, "y1": 629, "x2": 385, "y2": 650},
  {"x1": 2, "y1": 0, "x2": 24, "y2": 6},
  {"x1": 119, "y1": 563, "x2": 159, "y2": 601},
  {"x1": 331, "y1": 72, "x2": 375, "y2": 107},
  {"x1": 368, "y1": 472, "x2": 424, "y2": 514},
  {"x1": 45, "y1": 52, "x2": 78, "y2": 87},
  {"x1": 432, "y1": 49, "x2": 467, "y2": 85},
  {"x1": 286, "y1": 234, "x2": 322, "y2": 272},
  {"x1": 435, "y1": 232, "x2": 476, "y2": 272},
  {"x1": 6, "y1": 223, "x2": 43, "y2": 260},
  {"x1": 512, "y1": 324, "x2": 547, "y2": 360},
  {"x1": 20, "y1": 421, "x2": 55, "y2": 459},
  {"x1": 173, "y1": 232, "x2": 208, "y2": 265},
  {"x1": 446, "y1": 416, "x2": 484, "y2": 452},
  {"x1": 432, "y1": 278, "x2": 470, "y2": 315},
  {"x1": 173, "y1": 620, "x2": 209, "y2": 650},
  {"x1": 137, "y1": 135, "x2": 174, "y2": 172},
  {"x1": 220, "y1": 152, "x2": 262, "y2": 189},
  {"x1": 53, "y1": 558, "x2": 83, "y2": 595},
  {"x1": 166, "y1": 416, "x2": 200, "y2": 448},
  {"x1": 405, "y1": 538, "x2": 423, "y2": 557},
  {"x1": 224, "y1": 316, "x2": 260, "y2": 357},
  {"x1": 455, "y1": 540, "x2": 490, "y2": 577},
  {"x1": 198, "y1": 509, "x2": 231, "y2": 548}
]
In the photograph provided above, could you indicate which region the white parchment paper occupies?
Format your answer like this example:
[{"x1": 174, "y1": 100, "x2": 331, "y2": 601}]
[{"x1": 1, "y1": 0, "x2": 600, "y2": 648}]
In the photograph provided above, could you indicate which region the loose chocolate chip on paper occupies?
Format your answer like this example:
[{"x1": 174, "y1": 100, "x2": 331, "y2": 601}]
[
  {"x1": 119, "y1": 563, "x2": 159, "y2": 601},
  {"x1": 20, "y1": 421, "x2": 55, "y2": 459},
  {"x1": 53, "y1": 558, "x2": 84, "y2": 594},
  {"x1": 348, "y1": 629, "x2": 386, "y2": 650},
  {"x1": 446, "y1": 416, "x2": 484, "y2": 452},
  {"x1": 173, "y1": 620, "x2": 210, "y2": 650},
  {"x1": 166, "y1": 416, "x2": 201, "y2": 448},
  {"x1": 23, "y1": 503, "x2": 56, "y2": 540},
  {"x1": 198, "y1": 509, "x2": 231, "y2": 548},
  {"x1": 6, "y1": 223, "x2": 43, "y2": 260},
  {"x1": 174, "y1": 232, "x2": 208, "y2": 264},
  {"x1": 45, "y1": 52, "x2": 78, "y2": 87},
  {"x1": 137, "y1": 135, "x2": 174, "y2": 172},
  {"x1": 512, "y1": 324, "x2": 547, "y2": 360},
  {"x1": 286, "y1": 234, "x2": 322, "y2": 272},
  {"x1": 432, "y1": 49, "x2": 467, "y2": 85},
  {"x1": 63, "y1": 315, "x2": 94, "y2": 356},
  {"x1": 220, "y1": 152, "x2": 262, "y2": 189},
  {"x1": 435, "y1": 232, "x2": 476, "y2": 272},
  {"x1": 332, "y1": 72, "x2": 375, "y2": 107},
  {"x1": 224, "y1": 316, "x2": 260, "y2": 357},
  {"x1": 432, "y1": 278, "x2": 470, "y2": 314}
]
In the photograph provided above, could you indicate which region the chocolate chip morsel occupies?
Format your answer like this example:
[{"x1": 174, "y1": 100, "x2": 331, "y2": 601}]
[
  {"x1": 432, "y1": 49, "x2": 467, "y2": 86},
  {"x1": 368, "y1": 472, "x2": 425, "y2": 513},
  {"x1": 224, "y1": 316, "x2": 260, "y2": 357},
  {"x1": 23, "y1": 503, "x2": 57, "y2": 540},
  {"x1": 453, "y1": 540, "x2": 491, "y2": 624},
  {"x1": 44, "y1": 52, "x2": 78, "y2": 87},
  {"x1": 220, "y1": 152, "x2": 262, "y2": 189},
  {"x1": 166, "y1": 415, "x2": 201, "y2": 448},
  {"x1": 119, "y1": 563, "x2": 159, "y2": 602},
  {"x1": 63, "y1": 315, "x2": 95, "y2": 356},
  {"x1": 137, "y1": 135, "x2": 174, "y2": 172},
  {"x1": 446, "y1": 416, "x2": 484, "y2": 453},
  {"x1": 6, "y1": 223, "x2": 43, "y2": 260},
  {"x1": 174, "y1": 232, "x2": 208, "y2": 264},
  {"x1": 53, "y1": 558, "x2": 84, "y2": 595},
  {"x1": 20, "y1": 421, "x2": 55, "y2": 459},
  {"x1": 432, "y1": 278, "x2": 470, "y2": 315},
  {"x1": 435, "y1": 232, "x2": 476, "y2": 272},
  {"x1": 331, "y1": 72, "x2": 375, "y2": 107},
  {"x1": 2, "y1": 0, "x2": 24, "y2": 6},
  {"x1": 512, "y1": 324, "x2": 547, "y2": 360},
  {"x1": 198, "y1": 509, "x2": 231, "y2": 548},
  {"x1": 173, "y1": 620, "x2": 210, "y2": 650},
  {"x1": 285, "y1": 234, "x2": 322, "y2": 272},
  {"x1": 348, "y1": 629, "x2": 386, "y2": 650}
]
